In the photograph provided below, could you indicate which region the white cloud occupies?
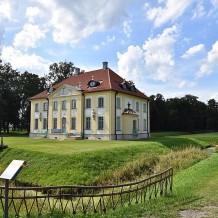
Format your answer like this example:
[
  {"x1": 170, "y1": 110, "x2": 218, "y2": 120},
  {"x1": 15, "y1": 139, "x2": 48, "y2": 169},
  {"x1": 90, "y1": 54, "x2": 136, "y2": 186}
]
[
  {"x1": 117, "y1": 45, "x2": 145, "y2": 80},
  {"x1": 192, "y1": 2, "x2": 206, "y2": 19},
  {"x1": 1, "y1": 46, "x2": 50, "y2": 76},
  {"x1": 143, "y1": 25, "x2": 178, "y2": 81},
  {"x1": 117, "y1": 25, "x2": 179, "y2": 83},
  {"x1": 13, "y1": 23, "x2": 46, "y2": 51},
  {"x1": 178, "y1": 80, "x2": 196, "y2": 88},
  {"x1": 146, "y1": 0, "x2": 194, "y2": 27},
  {"x1": 35, "y1": 0, "x2": 132, "y2": 45},
  {"x1": 93, "y1": 35, "x2": 115, "y2": 50},
  {"x1": 182, "y1": 44, "x2": 205, "y2": 58},
  {"x1": 211, "y1": 0, "x2": 218, "y2": 8},
  {"x1": 197, "y1": 40, "x2": 218, "y2": 77},
  {"x1": 123, "y1": 20, "x2": 132, "y2": 38},
  {"x1": 26, "y1": 6, "x2": 44, "y2": 23},
  {"x1": 0, "y1": 0, "x2": 17, "y2": 21}
]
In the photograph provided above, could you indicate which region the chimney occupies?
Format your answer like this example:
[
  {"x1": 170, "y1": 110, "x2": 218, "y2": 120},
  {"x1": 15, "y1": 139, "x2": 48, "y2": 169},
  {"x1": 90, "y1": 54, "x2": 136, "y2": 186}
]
[
  {"x1": 103, "y1": 61, "x2": 108, "y2": 69},
  {"x1": 74, "y1": 68, "x2": 80, "y2": 75}
]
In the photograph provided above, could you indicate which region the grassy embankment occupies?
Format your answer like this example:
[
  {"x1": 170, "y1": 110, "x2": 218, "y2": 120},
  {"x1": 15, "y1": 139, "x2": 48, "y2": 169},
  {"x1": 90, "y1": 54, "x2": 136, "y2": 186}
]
[
  {"x1": 1, "y1": 132, "x2": 217, "y2": 186},
  {"x1": 0, "y1": 132, "x2": 218, "y2": 217}
]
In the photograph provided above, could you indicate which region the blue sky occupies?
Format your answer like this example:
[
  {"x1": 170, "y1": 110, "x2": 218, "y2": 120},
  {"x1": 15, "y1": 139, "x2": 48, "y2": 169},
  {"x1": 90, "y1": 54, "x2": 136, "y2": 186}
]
[{"x1": 0, "y1": 0, "x2": 218, "y2": 102}]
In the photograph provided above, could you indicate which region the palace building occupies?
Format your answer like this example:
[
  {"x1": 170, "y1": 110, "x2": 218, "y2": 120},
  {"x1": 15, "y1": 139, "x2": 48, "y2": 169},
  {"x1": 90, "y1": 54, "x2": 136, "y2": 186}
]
[{"x1": 29, "y1": 62, "x2": 150, "y2": 140}]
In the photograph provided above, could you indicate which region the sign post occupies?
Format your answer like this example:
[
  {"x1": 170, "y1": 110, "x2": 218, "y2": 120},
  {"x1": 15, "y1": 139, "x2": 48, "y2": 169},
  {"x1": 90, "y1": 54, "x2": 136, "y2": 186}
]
[{"x1": 0, "y1": 160, "x2": 27, "y2": 218}]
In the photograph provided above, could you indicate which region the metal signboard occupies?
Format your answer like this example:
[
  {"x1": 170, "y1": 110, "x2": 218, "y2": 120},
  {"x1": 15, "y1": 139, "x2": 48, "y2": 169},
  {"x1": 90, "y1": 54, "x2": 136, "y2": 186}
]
[{"x1": 0, "y1": 160, "x2": 27, "y2": 180}]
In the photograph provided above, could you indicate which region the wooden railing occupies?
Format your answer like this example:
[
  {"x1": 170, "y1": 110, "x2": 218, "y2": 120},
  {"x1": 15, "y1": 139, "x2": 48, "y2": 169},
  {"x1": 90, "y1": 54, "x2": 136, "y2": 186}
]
[{"x1": 0, "y1": 168, "x2": 173, "y2": 216}]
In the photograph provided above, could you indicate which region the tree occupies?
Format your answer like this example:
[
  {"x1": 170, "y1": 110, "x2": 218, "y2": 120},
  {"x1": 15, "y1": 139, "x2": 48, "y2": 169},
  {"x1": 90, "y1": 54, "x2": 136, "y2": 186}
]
[
  {"x1": 19, "y1": 71, "x2": 46, "y2": 131},
  {"x1": 206, "y1": 99, "x2": 218, "y2": 130},
  {"x1": 149, "y1": 94, "x2": 168, "y2": 131},
  {"x1": 46, "y1": 61, "x2": 74, "y2": 84},
  {"x1": 0, "y1": 61, "x2": 21, "y2": 133}
]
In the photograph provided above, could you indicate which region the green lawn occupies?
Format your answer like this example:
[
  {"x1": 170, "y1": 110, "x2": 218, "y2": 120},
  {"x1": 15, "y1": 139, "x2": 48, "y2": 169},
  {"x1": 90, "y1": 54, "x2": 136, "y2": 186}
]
[
  {"x1": 3, "y1": 132, "x2": 218, "y2": 154},
  {"x1": 0, "y1": 132, "x2": 218, "y2": 217}
]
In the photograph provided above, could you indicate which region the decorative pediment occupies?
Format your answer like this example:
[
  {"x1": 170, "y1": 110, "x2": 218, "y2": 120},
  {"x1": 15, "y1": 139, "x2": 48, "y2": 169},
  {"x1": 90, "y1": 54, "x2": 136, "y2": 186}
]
[
  {"x1": 49, "y1": 84, "x2": 81, "y2": 98},
  {"x1": 122, "y1": 108, "x2": 138, "y2": 116}
]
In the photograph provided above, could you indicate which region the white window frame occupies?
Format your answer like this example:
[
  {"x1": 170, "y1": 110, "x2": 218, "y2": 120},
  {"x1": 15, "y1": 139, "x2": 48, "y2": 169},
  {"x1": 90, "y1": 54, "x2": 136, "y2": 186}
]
[
  {"x1": 35, "y1": 118, "x2": 38, "y2": 129},
  {"x1": 143, "y1": 103, "x2": 147, "y2": 113},
  {"x1": 35, "y1": 103, "x2": 39, "y2": 112},
  {"x1": 53, "y1": 101, "x2": 58, "y2": 110},
  {"x1": 53, "y1": 118, "x2": 57, "y2": 129},
  {"x1": 136, "y1": 102, "x2": 139, "y2": 112},
  {"x1": 143, "y1": 119, "x2": 147, "y2": 131},
  {"x1": 116, "y1": 97, "x2": 121, "y2": 108},
  {"x1": 71, "y1": 99, "x2": 77, "y2": 109},
  {"x1": 43, "y1": 118, "x2": 47, "y2": 129},
  {"x1": 43, "y1": 102, "x2": 48, "y2": 111},
  {"x1": 98, "y1": 97, "x2": 104, "y2": 108},
  {"x1": 116, "y1": 117, "x2": 121, "y2": 130},
  {"x1": 98, "y1": 116, "x2": 104, "y2": 130},
  {"x1": 62, "y1": 100, "x2": 67, "y2": 110},
  {"x1": 71, "y1": 117, "x2": 76, "y2": 129},
  {"x1": 86, "y1": 98, "x2": 91, "y2": 108},
  {"x1": 86, "y1": 117, "x2": 91, "y2": 130}
]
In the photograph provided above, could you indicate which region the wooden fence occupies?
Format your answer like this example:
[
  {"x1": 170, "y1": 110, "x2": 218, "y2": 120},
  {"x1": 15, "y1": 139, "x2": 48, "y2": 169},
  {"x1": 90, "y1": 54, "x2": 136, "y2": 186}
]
[{"x1": 0, "y1": 168, "x2": 173, "y2": 217}]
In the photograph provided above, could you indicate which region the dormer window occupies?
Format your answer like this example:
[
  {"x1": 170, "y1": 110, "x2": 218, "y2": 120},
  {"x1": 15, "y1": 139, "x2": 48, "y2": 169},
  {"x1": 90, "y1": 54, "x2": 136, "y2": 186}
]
[{"x1": 87, "y1": 80, "x2": 101, "y2": 88}]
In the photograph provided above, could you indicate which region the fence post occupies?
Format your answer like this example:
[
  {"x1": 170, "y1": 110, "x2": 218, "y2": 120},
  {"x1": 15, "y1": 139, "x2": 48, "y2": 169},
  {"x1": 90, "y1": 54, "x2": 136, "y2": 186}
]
[{"x1": 3, "y1": 180, "x2": 9, "y2": 218}]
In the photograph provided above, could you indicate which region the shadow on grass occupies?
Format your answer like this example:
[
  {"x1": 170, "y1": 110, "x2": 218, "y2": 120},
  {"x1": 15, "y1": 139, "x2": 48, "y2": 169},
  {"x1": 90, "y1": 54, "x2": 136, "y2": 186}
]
[{"x1": 149, "y1": 137, "x2": 204, "y2": 149}]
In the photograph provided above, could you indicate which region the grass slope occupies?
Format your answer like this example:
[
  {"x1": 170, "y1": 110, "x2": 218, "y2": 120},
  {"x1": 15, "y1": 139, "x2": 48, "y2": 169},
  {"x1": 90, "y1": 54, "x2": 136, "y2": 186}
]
[{"x1": 91, "y1": 154, "x2": 218, "y2": 218}]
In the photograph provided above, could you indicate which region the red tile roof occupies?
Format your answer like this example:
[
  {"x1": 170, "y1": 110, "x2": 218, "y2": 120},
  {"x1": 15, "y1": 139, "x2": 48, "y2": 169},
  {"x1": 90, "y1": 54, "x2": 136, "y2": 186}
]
[{"x1": 29, "y1": 68, "x2": 150, "y2": 100}]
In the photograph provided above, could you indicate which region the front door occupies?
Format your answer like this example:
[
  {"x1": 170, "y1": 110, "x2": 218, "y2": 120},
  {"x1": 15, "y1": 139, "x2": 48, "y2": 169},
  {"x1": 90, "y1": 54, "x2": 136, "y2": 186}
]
[
  {"x1": 62, "y1": 117, "x2": 66, "y2": 133},
  {"x1": 133, "y1": 120, "x2": 137, "y2": 130},
  {"x1": 133, "y1": 120, "x2": 137, "y2": 135}
]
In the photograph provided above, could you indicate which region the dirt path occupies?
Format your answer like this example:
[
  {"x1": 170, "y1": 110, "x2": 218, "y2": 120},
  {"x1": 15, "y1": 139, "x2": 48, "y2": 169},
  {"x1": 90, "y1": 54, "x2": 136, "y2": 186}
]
[{"x1": 180, "y1": 206, "x2": 218, "y2": 218}]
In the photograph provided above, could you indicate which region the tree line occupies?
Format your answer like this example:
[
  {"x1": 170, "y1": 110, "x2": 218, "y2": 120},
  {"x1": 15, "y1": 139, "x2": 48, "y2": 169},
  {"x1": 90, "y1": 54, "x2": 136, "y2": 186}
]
[
  {"x1": 0, "y1": 58, "x2": 218, "y2": 133},
  {"x1": 150, "y1": 93, "x2": 218, "y2": 132},
  {"x1": 0, "y1": 59, "x2": 74, "y2": 133}
]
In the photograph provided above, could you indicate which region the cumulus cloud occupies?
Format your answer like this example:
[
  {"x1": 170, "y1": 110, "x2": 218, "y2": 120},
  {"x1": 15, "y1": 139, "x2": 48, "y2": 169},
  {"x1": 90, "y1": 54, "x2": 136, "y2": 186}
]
[
  {"x1": 192, "y1": 2, "x2": 206, "y2": 19},
  {"x1": 143, "y1": 25, "x2": 178, "y2": 81},
  {"x1": 35, "y1": 0, "x2": 132, "y2": 45},
  {"x1": 13, "y1": 23, "x2": 46, "y2": 51},
  {"x1": 117, "y1": 45, "x2": 145, "y2": 80},
  {"x1": 182, "y1": 44, "x2": 205, "y2": 58},
  {"x1": 145, "y1": 0, "x2": 194, "y2": 27},
  {"x1": 1, "y1": 46, "x2": 50, "y2": 76},
  {"x1": 196, "y1": 40, "x2": 218, "y2": 77},
  {"x1": 26, "y1": 6, "x2": 44, "y2": 23},
  {"x1": 0, "y1": 0, "x2": 17, "y2": 48},
  {"x1": 117, "y1": 25, "x2": 179, "y2": 83},
  {"x1": 0, "y1": 0, "x2": 17, "y2": 21},
  {"x1": 123, "y1": 20, "x2": 132, "y2": 38},
  {"x1": 93, "y1": 35, "x2": 115, "y2": 50},
  {"x1": 211, "y1": 0, "x2": 218, "y2": 8}
]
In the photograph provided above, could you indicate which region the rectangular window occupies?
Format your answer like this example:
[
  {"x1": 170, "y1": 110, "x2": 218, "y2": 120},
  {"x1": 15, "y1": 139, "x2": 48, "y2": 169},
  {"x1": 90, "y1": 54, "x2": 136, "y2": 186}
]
[
  {"x1": 34, "y1": 119, "x2": 38, "y2": 129},
  {"x1": 53, "y1": 118, "x2": 57, "y2": 129},
  {"x1": 136, "y1": 102, "x2": 139, "y2": 112},
  {"x1": 71, "y1": 117, "x2": 76, "y2": 129},
  {"x1": 98, "y1": 97, "x2": 104, "y2": 108},
  {"x1": 35, "y1": 103, "x2": 39, "y2": 112},
  {"x1": 143, "y1": 119, "x2": 147, "y2": 131},
  {"x1": 116, "y1": 117, "x2": 121, "y2": 130},
  {"x1": 43, "y1": 118, "x2": 47, "y2": 129},
  {"x1": 43, "y1": 102, "x2": 48, "y2": 111},
  {"x1": 116, "y1": 98, "x2": 121, "y2": 108},
  {"x1": 71, "y1": 99, "x2": 76, "y2": 109},
  {"x1": 86, "y1": 98, "x2": 91, "y2": 108},
  {"x1": 98, "y1": 117, "x2": 104, "y2": 130},
  {"x1": 143, "y1": 103, "x2": 147, "y2": 113},
  {"x1": 62, "y1": 100, "x2": 67, "y2": 110},
  {"x1": 86, "y1": 117, "x2": 91, "y2": 130},
  {"x1": 53, "y1": 101, "x2": 58, "y2": 110}
]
